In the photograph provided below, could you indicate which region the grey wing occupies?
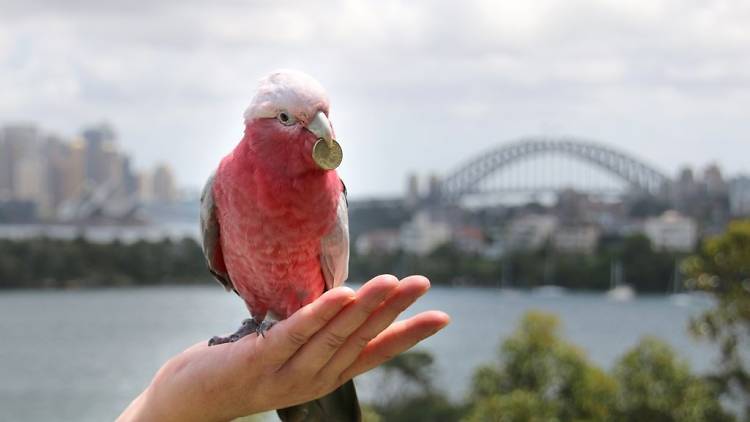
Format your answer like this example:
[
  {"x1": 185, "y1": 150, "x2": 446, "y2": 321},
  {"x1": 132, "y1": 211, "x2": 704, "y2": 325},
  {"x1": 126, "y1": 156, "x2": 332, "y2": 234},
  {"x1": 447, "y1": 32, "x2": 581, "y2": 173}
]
[
  {"x1": 200, "y1": 172, "x2": 234, "y2": 291},
  {"x1": 320, "y1": 188, "x2": 350, "y2": 290}
]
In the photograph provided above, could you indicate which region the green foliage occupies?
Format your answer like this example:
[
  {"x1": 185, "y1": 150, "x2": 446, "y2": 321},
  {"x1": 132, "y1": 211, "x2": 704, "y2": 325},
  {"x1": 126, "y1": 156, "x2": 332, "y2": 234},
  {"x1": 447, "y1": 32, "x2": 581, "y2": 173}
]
[
  {"x1": 350, "y1": 234, "x2": 682, "y2": 292},
  {"x1": 4, "y1": 232, "x2": 683, "y2": 293},
  {"x1": 370, "y1": 350, "x2": 466, "y2": 422},
  {"x1": 550, "y1": 254, "x2": 609, "y2": 290},
  {"x1": 616, "y1": 234, "x2": 677, "y2": 293},
  {"x1": 380, "y1": 350, "x2": 436, "y2": 392},
  {"x1": 361, "y1": 405, "x2": 383, "y2": 422},
  {"x1": 0, "y1": 236, "x2": 208, "y2": 288},
  {"x1": 613, "y1": 337, "x2": 733, "y2": 422},
  {"x1": 375, "y1": 393, "x2": 465, "y2": 422},
  {"x1": 464, "y1": 311, "x2": 731, "y2": 422},
  {"x1": 465, "y1": 390, "x2": 557, "y2": 422},
  {"x1": 466, "y1": 311, "x2": 617, "y2": 422},
  {"x1": 231, "y1": 413, "x2": 265, "y2": 422},
  {"x1": 684, "y1": 219, "x2": 750, "y2": 419}
]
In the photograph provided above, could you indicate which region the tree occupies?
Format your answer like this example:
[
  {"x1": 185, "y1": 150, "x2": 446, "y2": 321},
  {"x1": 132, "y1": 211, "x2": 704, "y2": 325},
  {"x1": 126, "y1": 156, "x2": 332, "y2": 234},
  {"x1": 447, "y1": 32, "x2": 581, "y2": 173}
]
[
  {"x1": 465, "y1": 390, "x2": 557, "y2": 422},
  {"x1": 618, "y1": 234, "x2": 675, "y2": 292},
  {"x1": 684, "y1": 219, "x2": 750, "y2": 419},
  {"x1": 613, "y1": 337, "x2": 732, "y2": 422},
  {"x1": 370, "y1": 350, "x2": 465, "y2": 422},
  {"x1": 466, "y1": 311, "x2": 617, "y2": 422},
  {"x1": 464, "y1": 312, "x2": 730, "y2": 422}
]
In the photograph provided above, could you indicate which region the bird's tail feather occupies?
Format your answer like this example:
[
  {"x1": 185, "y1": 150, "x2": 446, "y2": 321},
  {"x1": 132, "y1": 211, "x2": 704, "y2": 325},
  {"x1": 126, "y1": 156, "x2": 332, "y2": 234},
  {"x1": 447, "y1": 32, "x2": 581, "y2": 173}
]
[{"x1": 276, "y1": 379, "x2": 360, "y2": 422}]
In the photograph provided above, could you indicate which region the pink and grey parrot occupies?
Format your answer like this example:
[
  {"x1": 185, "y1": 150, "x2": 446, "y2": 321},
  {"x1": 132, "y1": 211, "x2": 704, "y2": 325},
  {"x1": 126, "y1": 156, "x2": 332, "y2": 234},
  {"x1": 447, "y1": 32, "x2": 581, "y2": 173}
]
[{"x1": 200, "y1": 70, "x2": 358, "y2": 421}]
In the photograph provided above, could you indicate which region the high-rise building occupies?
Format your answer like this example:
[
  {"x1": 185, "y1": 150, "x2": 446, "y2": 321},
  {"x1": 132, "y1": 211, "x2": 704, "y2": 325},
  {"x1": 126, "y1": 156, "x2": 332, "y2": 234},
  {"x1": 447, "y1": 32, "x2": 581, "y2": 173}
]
[
  {"x1": 0, "y1": 130, "x2": 9, "y2": 199},
  {"x1": 152, "y1": 164, "x2": 178, "y2": 203},
  {"x1": 703, "y1": 164, "x2": 727, "y2": 195},
  {"x1": 729, "y1": 176, "x2": 750, "y2": 217},
  {"x1": 671, "y1": 166, "x2": 698, "y2": 211},
  {"x1": 102, "y1": 148, "x2": 125, "y2": 188},
  {"x1": 46, "y1": 136, "x2": 86, "y2": 212},
  {"x1": 426, "y1": 173, "x2": 441, "y2": 203},
  {"x1": 556, "y1": 189, "x2": 590, "y2": 224},
  {"x1": 136, "y1": 171, "x2": 154, "y2": 202},
  {"x1": 82, "y1": 123, "x2": 117, "y2": 186},
  {"x1": 404, "y1": 173, "x2": 420, "y2": 209},
  {"x1": 1, "y1": 124, "x2": 56, "y2": 217},
  {"x1": 1, "y1": 125, "x2": 36, "y2": 199},
  {"x1": 120, "y1": 156, "x2": 139, "y2": 197},
  {"x1": 0, "y1": 121, "x2": 182, "y2": 222}
]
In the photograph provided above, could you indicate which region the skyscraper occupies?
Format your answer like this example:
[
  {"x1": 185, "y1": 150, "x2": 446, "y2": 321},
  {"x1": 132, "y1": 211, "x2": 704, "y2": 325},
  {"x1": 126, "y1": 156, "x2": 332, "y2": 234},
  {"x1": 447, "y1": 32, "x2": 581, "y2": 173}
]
[
  {"x1": 82, "y1": 123, "x2": 117, "y2": 186},
  {"x1": 703, "y1": 164, "x2": 727, "y2": 195},
  {"x1": 1, "y1": 124, "x2": 55, "y2": 216},
  {"x1": 46, "y1": 135, "x2": 86, "y2": 212},
  {"x1": 152, "y1": 163, "x2": 178, "y2": 203},
  {"x1": 729, "y1": 176, "x2": 750, "y2": 217},
  {"x1": 0, "y1": 129, "x2": 9, "y2": 199}
]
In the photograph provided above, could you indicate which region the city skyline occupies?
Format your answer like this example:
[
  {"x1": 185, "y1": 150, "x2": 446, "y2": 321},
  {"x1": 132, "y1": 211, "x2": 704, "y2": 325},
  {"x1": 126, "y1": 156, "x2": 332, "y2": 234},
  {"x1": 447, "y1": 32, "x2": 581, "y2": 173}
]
[
  {"x1": 1, "y1": 119, "x2": 748, "y2": 201},
  {"x1": 1, "y1": 1, "x2": 749, "y2": 198},
  {"x1": 0, "y1": 122, "x2": 179, "y2": 221}
]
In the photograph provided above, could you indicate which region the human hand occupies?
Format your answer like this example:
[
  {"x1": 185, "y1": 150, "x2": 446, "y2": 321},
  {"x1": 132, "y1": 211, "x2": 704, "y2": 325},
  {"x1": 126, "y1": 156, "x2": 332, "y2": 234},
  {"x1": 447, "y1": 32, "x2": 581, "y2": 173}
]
[{"x1": 117, "y1": 275, "x2": 450, "y2": 422}]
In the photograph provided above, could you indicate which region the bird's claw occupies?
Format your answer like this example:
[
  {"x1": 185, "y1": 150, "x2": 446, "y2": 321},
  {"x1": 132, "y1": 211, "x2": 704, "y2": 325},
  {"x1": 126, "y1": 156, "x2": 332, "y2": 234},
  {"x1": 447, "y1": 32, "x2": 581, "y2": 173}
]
[
  {"x1": 256, "y1": 320, "x2": 276, "y2": 338},
  {"x1": 208, "y1": 318, "x2": 276, "y2": 346}
]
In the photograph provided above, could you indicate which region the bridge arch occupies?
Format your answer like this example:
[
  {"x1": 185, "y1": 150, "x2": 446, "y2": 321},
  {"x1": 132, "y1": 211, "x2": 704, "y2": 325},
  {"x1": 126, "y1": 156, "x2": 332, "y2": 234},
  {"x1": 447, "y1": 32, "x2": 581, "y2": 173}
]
[{"x1": 439, "y1": 137, "x2": 670, "y2": 201}]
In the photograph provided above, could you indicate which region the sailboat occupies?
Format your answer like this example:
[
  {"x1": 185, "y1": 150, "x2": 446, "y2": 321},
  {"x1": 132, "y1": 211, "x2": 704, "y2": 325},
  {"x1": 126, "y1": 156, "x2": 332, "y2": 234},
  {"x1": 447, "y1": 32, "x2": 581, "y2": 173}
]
[
  {"x1": 607, "y1": 260, "x2": 635, "y2": 301},
  {"x1": 669, "y1": 258, "x2": 692, "y2": 306}
]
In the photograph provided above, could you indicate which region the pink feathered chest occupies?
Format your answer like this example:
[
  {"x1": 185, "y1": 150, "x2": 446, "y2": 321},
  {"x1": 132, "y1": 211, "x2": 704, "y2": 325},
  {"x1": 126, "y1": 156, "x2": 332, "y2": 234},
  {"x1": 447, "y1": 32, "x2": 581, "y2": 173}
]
[{"x1": 213, "y1": 152, "x2": 342, "y2": 319}]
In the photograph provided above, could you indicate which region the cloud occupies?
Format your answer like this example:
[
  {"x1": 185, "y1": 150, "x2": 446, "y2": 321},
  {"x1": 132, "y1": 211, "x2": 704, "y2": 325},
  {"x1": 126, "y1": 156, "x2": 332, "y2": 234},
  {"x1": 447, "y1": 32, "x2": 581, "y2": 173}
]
[{"x1": 1, "y1": 0, "x2": 749, "y2": 196}]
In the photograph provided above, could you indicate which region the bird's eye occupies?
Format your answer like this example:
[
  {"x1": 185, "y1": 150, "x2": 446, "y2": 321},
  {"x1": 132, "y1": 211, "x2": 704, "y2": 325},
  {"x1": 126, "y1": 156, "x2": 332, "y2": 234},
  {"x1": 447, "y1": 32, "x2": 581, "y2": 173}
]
[{"x1": 277, "y1": 111, "x2": 296, "y2": 126}]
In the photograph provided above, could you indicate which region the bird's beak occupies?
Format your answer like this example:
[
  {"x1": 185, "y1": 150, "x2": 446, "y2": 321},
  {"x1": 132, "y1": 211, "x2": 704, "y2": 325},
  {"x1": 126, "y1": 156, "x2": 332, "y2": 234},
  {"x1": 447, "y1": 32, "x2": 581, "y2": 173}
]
[{"x1": 305, "y1": 110, "x2": 335, "y2": 148}]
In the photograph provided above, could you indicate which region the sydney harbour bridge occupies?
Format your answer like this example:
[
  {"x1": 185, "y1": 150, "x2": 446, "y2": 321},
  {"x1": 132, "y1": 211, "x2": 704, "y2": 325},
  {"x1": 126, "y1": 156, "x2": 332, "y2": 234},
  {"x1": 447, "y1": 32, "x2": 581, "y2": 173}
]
[{"x1": 434, "y1": 137, "x2": 671, "y2": 205}]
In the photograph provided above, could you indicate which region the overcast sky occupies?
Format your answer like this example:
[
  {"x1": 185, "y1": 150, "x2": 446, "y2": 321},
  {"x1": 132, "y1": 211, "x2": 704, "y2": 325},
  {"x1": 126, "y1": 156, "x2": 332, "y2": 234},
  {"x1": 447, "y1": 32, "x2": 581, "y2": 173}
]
[{"x1": 1, "y1": 0, "x2": 748, "y2": 198}]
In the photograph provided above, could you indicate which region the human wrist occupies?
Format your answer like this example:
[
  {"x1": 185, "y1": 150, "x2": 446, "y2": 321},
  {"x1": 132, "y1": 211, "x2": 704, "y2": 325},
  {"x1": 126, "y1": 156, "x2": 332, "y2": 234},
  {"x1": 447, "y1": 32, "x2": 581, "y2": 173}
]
[
  {"x1": 116, "y1": 387, "x2": 154, "y2": 422},
  {"x1": 119, "y1": 381, "x2": 215, "y2": 422}
]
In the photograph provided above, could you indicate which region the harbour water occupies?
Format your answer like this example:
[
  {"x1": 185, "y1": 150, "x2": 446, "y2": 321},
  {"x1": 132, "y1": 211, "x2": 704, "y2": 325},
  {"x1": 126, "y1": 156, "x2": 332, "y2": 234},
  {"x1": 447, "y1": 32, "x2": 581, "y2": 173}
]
[
  {"x1": 0, "y1": 285, "x2": 715, "y2": 421},
  {"x1": 0, "y1": 222, "x2": 200, "y2": 243}
]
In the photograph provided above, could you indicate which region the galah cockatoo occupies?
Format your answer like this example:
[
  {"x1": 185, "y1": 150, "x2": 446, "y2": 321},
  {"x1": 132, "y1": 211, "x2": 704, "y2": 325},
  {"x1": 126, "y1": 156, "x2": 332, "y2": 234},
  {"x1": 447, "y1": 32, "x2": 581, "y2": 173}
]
[{"x1": 200, "y1": 70, "x2": 358, "y2": 421}]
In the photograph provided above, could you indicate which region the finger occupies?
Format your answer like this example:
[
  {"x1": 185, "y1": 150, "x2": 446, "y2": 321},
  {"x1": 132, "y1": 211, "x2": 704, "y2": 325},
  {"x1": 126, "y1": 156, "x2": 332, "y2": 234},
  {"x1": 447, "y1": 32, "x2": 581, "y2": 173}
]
[
  {"x1": 280, "y1": 274, "x2": 399, "y2": 375},
  {"x1": 252, "y1": 286, "x2": 355, "y2": 365},
  {"x1": 339, "y1": 310, "x2": 450, "y2": 382},
  {"x1": 319, "y1": 275, "x2": 430, "y2": 378}
]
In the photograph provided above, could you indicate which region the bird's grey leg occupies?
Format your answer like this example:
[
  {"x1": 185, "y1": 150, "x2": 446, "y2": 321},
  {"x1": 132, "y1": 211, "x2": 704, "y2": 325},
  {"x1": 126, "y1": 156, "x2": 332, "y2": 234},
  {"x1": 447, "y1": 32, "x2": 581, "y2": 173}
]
[
  {"x1": 208, "y1": 315, "x2": 280, "y2": 346},
  {"x1": 208, "y1": 318, "x2": 261, "y2": 346}
]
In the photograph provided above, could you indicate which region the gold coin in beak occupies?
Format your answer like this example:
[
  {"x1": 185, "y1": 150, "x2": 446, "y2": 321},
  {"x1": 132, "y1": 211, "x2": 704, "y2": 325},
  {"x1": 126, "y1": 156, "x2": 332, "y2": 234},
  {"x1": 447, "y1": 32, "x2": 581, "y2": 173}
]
[{"x1": 312, "y1": 138, "x2": 343, "y2": 170}]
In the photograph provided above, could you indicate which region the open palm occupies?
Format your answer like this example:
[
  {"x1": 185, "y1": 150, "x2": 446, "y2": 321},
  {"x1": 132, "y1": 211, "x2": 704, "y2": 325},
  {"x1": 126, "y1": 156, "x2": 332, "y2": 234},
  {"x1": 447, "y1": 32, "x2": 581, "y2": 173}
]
[{"x1": 118, "y1": 275, "x2": 449, "y2": 422}]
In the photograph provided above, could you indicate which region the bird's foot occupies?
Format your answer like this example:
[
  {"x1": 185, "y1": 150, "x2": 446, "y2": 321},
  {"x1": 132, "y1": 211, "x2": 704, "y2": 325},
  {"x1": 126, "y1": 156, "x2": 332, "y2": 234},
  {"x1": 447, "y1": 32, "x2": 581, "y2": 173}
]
[
  {"x1": 208, "y1": 318, "x2": 277, "y2": 346},
  {"x1": 256, "y1": 319, "x2": 276, "y2": 338},
  {"x1": 208, "y1": 318, "x2": 259, "y2": 346}
]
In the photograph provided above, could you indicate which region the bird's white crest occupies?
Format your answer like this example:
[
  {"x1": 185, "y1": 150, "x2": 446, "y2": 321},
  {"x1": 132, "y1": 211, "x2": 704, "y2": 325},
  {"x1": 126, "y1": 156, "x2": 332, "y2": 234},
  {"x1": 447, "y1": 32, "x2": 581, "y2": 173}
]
[{"x1": 243, "y1": 70, "x2": 330, "y2": 124}]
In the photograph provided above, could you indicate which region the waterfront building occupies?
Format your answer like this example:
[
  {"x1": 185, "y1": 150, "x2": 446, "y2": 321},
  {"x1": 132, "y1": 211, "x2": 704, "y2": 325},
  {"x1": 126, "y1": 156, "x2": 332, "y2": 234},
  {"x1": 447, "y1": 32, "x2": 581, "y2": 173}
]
[
  {"x1": 503, "y1": 214, "x2": 557, "y2": 252},
  {"x1": 400, "y1": 211, "x2": 452, "y2": 255},
  {"x1": 452, "y1": 225, "x2": 486, "y2": 254},
  {"x1": 643, "y1": 211, "x2": 698, "y2": 252},
  {"x1": 553, "y1": 225, "x2": 600, "y2": 254},
  {"x1": 355, "y1": 229, "x2": 400, "y2": 255}
]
